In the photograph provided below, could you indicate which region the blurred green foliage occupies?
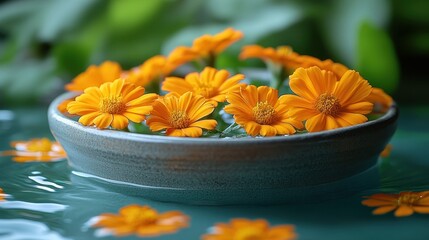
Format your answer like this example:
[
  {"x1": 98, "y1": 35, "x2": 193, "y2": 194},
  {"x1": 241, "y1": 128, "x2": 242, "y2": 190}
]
[{"x1": 0, "y1": 0, "x2": 428, "y2": 106}]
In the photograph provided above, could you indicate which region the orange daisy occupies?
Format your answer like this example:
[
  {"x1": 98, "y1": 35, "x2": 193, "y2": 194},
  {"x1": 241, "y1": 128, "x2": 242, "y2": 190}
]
[
  {"x1": 1, "y1": 138, "x2": 66, "y2": 162},
  {"x1": 224, "y1": 85, "x2": 303, "y2": 137},
  {"x1": 124, "y1": 55, "x2": 168, "y2": 87},
  {"x1": 164, "y1": 46, "x2": 200, "y2": 74},
  {"x1": 297, "y1": 57, "x2": 393, "y2": 113},
  {"x1": 192, "y1": 28, "x2": 243, "y2": 66},
  {"x1": 202, "y1": 218, "x2": 297, "y2": 240},
  {"x1": 367, "y1": 87, "x2": 393, "y2": 113},
  {"x1": 92, "y1": 204, "x2": 189, "y2": 237},
  {"x1": 67, "y1": 79, "x2": 158, "y2": 129},
  {"x1": 146, "y1": 92, "x2": 217, "y2": 137},
  {"x1": 65, "y1": 61, "x2": 122, "y2": 91},
  {"x1": 282, "y1": 66, "x2": 373, "y2": 132},
  {"x1": 162, "y1": 67, "x2": 246, "y2": 106},
  {"x1": 362, "y1": 191, "x2": 429, "y2": 217},
  {"x1": 240, "y1": 45, "x2": 302, "y2": 70}
]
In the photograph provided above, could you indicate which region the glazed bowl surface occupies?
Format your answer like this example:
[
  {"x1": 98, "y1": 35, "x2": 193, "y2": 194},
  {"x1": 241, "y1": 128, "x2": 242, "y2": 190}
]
[{"x1": 48, "y1": 92, "x2": 398, "y2": 205}]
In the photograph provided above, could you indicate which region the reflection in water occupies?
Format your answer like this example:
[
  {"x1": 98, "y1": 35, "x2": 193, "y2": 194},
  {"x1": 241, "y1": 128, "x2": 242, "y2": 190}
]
[
  {"x1": 0, "y1": 201, "x2": 67, "y2": 213},
  {"x1": 0, "y1": 219, "x2": 70, "y2": 240}
]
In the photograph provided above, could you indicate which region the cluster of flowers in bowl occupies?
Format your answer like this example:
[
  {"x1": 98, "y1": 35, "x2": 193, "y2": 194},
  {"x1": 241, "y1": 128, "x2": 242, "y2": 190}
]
[{"x1": 60, "y1": 27, "x2": 393, "y2": 138}]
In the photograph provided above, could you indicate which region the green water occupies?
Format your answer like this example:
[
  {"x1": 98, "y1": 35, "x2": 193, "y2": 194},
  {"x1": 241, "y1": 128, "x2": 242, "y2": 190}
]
[{"x1": 1, "y1": 107, "x2": 429, "y2": 240}]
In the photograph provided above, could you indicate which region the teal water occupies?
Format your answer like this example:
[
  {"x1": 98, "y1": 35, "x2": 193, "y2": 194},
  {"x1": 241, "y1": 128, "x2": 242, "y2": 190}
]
[{"x1": 1, "y1": 107, "x2": 429, "y2": 240}]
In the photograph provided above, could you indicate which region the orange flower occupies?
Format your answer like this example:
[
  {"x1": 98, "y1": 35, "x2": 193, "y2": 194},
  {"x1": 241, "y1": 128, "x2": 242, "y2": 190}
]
[
  {"x1": 297, "y1": 57, "x2": 393, "y2": 113},
  {"x1": 362, "y1": 191, "x2": 429, "y2": 217},
  {"x1": 124, "y1": 56, "x2": 168, "y2": 87},
  {"x1": 240, "y1": 45, "x2": 302, "y2": 70},
  {"x1": 1, "y1": 138, "x2": 66, "y2": 162},
  {"x1": 282, "y1": 67, "x2": 373, "y2": 132},
  {"x1": 92, "y1": 204, "x2": 189, "y2": 237},
  {"x1": 146, "y1": 92, "x2": 217, "y2": 137},
  {"x1": 67, "y1": 79, "x2": 158, "y2": 129},
  {"x1": 165, "y1": 46, "x2": 200, "y2": 74},
  {"x1": 192, "y1": 28, "x2": 243, "y2": 58},
  {"x1": 162, "y1": 67, "x2": 246, "y2": 106},
  {"x1": 224, "y1": 85, "x2": 303, "y2": 137},
  {"x1": 380, "y1": 144, "x2": 393, "y2": 158},
  {"x1": 0, "y1": 188, "x2": 6, "y2": 201},
  {"x1": 65, "y1": 61, "x2": 122, "y2": 91},
  {"x1": 202, "y1": 218, "x2": 297, "y2": 240},
  {"x1": 367, "y1": 87, "x2": 393, "y2": 113}
]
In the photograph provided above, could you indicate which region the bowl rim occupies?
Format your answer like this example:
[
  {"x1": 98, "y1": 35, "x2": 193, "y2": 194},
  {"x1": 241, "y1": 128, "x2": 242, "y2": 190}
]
[{"x1": 49, "y1": 92, "x2": 398, "y2": 144}]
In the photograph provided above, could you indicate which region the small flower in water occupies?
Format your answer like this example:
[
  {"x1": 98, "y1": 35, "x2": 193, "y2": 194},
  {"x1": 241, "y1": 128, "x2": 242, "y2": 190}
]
[
  {"x1": 0, "y1": 188, "x2": 6, "y2": 201},
  {"x1": 380, "y1": 144, "x2": 392, "y2": 158},
  {"x1": 162, "y1": 67, "x2": 246, "y2": 106},
  {"x1": 367, "y1": 88, "x2": 393, "y2": 113},
  {"x1": 224, "y1": 85, "x2": 303, "y2": 137},
  {"x1": 146, "y1": 92, "x2": 217, "y2": 137},
  {"x1": 201, "y1": 218, "x2": 297, "y2": 240},
  {"x1": 65, "y1": 61, "x2": 122, "y2": 91},
  {"x1": 92, "y1": 204, "x2": 189, "y2": 237},
  {"x1": 362, "y1": 191, "x2": 429, "y2": 217},
  {"x1": 67, "y1": 79, "x2": 158, "y2": 129},
  {"x1": 1, "y1": 138, "x2": 66, "y2": 162},
  {"x1": 282, "y1": 66, "x2": 373, "y2": 132}
]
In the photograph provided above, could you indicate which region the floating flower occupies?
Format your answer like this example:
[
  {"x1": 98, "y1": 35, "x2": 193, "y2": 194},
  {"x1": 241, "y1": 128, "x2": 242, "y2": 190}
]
[
  {"x1": 92, "y1": 204, "x2": 189, "y2": 237},
  {"x1": 65, "y1": 61, "x2": 122, "y2": 91},
  {"x1": 380, "y1": 144, "x2": 392, "y2": 158},
  {"x1": 67, "y1": 79, "x2": 158, "y2": 129},
  {"x1": 362, "y1": 191, "x2": 429, "y2": 217},
  {"x1": 124, "y1": 55, "x2": 168, "y2": 87},
  {"x1": 282, "y1": 67, "x2": 373, "y2": 132},
  {"x1": 224, "y1": 85, "x2": 303, "y2": 137},
  {"x1": 202, "y1": 218, "x2": 297, "y2": 240},
  {"x1": 0, "y1": 188, "x2": 6, "y2": 201},
  {"x1": 146, "y1": 92, "x2": 217, "y2": 137},
  {"x1": 240, "y1": 45, "x2": 302, "y2": 70},
  {"x1": 1, "y1": 138, "x2": 66, "y2": 162},
  {"x1": 367, "y1": 88, "x2": 393, "y2": 113},
  {"x1": 162, "y1": 67, "x2": 246, "y2": 106}
]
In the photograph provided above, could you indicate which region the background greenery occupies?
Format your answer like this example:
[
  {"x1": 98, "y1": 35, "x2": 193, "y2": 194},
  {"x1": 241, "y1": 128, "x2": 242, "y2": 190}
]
[{"x1": 0, "y1": 0, "x2": 427, "y2": 107}]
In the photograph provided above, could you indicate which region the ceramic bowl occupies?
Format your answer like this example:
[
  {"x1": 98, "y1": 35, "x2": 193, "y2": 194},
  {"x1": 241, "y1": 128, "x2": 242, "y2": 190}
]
[{"x1": 48, "y1": 92, "x2": 398, "y2": 205}]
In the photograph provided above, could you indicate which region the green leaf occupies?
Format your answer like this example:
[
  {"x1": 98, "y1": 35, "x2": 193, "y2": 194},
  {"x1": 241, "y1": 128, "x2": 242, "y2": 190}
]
[{"x1": 356, "y1": 21, "x2": 400, "y2": 93}]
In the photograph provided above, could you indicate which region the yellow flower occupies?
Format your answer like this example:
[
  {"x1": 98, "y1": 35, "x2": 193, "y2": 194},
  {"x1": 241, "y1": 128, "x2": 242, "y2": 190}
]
[
  {"x1": 165, "y1": 46, "x2": 200, "y2": 74},
  {"x1": 282, "y1": 67, "x2": 373, "y2": 132},
  {"x1": 240, "y1": 45, "x2": 302, "y2": 70},
  {"x1": 67, "y1": 79, "x2": 158, "y2": 129},
  {"x1": 65, "y1": 61, "x2": 122, "y2": 91},
  {"x1": 146, "y1": 92, "x2": 217, "y2": 137},
  {"x1": 362, "y1": 191, "x2": 429, "y2": 217},
  {"x1": 0, "y1": 188, "x2": 6, "y2": 201},
  {"x1": 92, "y1": 204, "x2": 189, "y2": 237},
  {"x1": 202, "y1": 218, "x2": 297, "y2": 240},
  {"x1": 224, "y1": 85, "x2": 303, "y2": 137},
  {"x1": 367, "y1": 87, "x2": 393, "y2": 113},
  {"x1": 1, "y1": 138, "x2": 66, "y2": 162},
  {"x1": 192, "y1": 28, "x2": 243, "y2": 57},
  {"x1": 162, "y1": 67, "x2": 246, "y2": 106},
  {"x1": 57, "y1": 98, "x2": 74, "y2": 114}
]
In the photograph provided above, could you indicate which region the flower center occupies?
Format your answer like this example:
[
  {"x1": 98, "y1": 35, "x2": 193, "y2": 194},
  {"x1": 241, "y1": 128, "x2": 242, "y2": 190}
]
[
  {"x1": 315, "y1": 93, "x2": 341, "y2": 116},
  {"x1": 170, "y1": 110, "x2": 190, "y2": 129},
  {"x1": 234, "y1": 227, "x2": 264, "y2": 240},
  {"x1": 398, "y1": 193, "x2": 422, "y2": 206},
  {"x1": 100, "y1": 97, "x2": 126, "y2": 114},
  {"x1": 194, "y1": 83, "x2": 215, "y2": 98},
  {"x1": 252, "y1": 101, "x2": 276, "y2": 125},
  {"x1": 27, "y1": 138, "x2": 53, "y2": 152},
  {"x1": 126, "y1": 208, "x2": 158, "y2": 225}
]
